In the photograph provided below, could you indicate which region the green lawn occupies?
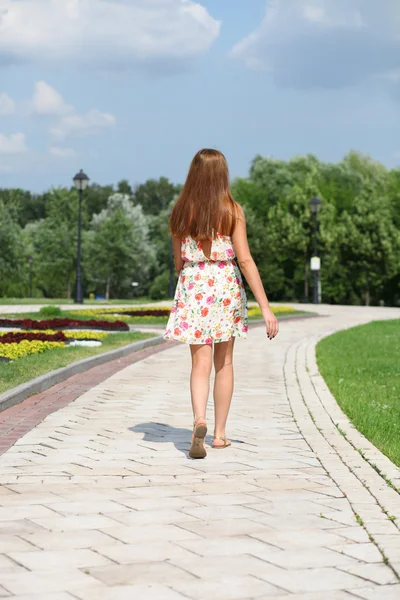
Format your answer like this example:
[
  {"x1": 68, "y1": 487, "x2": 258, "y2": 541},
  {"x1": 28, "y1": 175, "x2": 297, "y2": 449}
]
[
  {"x1": 317, "y1": 320, "x2": 400, "y2": 467},
  {"x1": 0, "y1": 331, "x2": 155, "y2": 395}
]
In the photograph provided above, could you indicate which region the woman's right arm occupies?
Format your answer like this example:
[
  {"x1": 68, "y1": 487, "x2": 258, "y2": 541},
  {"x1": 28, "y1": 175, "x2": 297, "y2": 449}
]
[
  {"x1": 172, "y1": 236, "x2": 184, "y2": 274},
  {"x1": 232, "y1": 208, "x2": 279, "y2": 340}
]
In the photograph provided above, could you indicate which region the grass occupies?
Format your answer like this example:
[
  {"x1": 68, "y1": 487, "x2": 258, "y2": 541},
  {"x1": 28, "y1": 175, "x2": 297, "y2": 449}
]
[
  {"x1": 0, "y1": 331, "x2": 155, "y2": 395},
  {"x1": 316, "y1": 320, "x2": 400, "y2": 467}
]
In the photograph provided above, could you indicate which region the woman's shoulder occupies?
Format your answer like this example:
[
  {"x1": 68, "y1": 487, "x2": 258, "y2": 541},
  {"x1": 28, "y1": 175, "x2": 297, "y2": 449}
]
[{"x1": 232, "y1": 201, "x2": 245, "y2": 220}]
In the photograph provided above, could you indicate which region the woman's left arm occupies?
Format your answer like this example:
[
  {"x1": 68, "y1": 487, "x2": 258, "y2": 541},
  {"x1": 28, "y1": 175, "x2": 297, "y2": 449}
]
[{"x1": 172, "y1": 237, "x2": 184, "y2": 274}]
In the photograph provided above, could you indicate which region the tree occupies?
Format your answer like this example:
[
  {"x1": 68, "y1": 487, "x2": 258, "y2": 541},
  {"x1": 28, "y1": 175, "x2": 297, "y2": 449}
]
[
  {"x1": 84, "y1": 183, "x2": 115, "y2": 220},
  {"x1": 85, "y1": 194, "x2": 155, "y2": 299},
  {"x1": 133, "y1": 177, "x2": 181, "y2": 215},
  {"x1": 0, "y1": 199, "x2": 25, "y2": 297},
  {"x1": 26, "y1": 188, "x2": 81, "y2": 298},
  {"x1": 336, "y1": 194, "x2": 400, "y2": 305}
]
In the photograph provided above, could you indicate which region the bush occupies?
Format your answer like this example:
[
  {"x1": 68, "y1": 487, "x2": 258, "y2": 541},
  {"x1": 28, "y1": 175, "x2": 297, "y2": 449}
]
[
  {"x1": 39, "y1": 305, "x2": 62, "y2": 317},
  {"x1": 149, "y1": 271, "x2": 170, "y2": 301}
]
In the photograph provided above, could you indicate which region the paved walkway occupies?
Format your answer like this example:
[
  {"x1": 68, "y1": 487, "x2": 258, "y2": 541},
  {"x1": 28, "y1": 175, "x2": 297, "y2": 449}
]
[{"x1": 0, "y1": 306, "x2": 399, "y2": 600}]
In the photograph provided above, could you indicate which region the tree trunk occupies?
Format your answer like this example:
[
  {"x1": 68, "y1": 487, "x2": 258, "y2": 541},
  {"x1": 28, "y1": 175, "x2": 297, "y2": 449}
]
[
  {"x1": 66, "y1": 278, "x2": 71, "y2": 300},
  {"x1": 106, "y1": 274, "x2": 111, "y2": 301}
]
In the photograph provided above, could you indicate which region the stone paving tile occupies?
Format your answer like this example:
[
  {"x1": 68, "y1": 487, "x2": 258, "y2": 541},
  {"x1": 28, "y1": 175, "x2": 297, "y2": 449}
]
[
  {"x1": 0, "y1": 569, "x2": 101, "y2": 595},
  {"x1": 8, "y1": 548, "x2": 113, "y2": 571},
  {"x1": 6, "y1": 595, "x2": 76, "y2": 600},
  {"x1": 257, "y1": 565, "x2": 372, "y2": 593},
  {"x1": 18, "y1": 529, "x2": 124, "y2": 551},
  {"x1": 328, "y1": 542, "x2": 384, "y2": 563},
  {"x1": 86, "y1": 561, "x2": 197, "y2": 586},
  {"x1": 351, "y1": 585, "x2": 400, "y2": 600},
  {"x1": 171, "y1": 575, "x2": 287, "y2": 599},
  {"x1": 251, "y1": 547, "x2": 362, "y2": 569},
  {"x1": 74, "y1": 583, "x2": 190, "y2": 599},
  {"x1": 0, "y1": 306, "x2": 399, "y2": 599},
  {"x1": 339, "y1": 562, "x2": 398, "y2": 585}
]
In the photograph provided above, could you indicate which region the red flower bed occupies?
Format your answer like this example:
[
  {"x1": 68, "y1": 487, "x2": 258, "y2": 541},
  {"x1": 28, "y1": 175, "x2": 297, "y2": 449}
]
[
  {"x1": 0, "y1": 331, "x2": 67, "y2": 344},
  {"x1": 0, "y1": 318, "x2": 129, "y2": 331}
]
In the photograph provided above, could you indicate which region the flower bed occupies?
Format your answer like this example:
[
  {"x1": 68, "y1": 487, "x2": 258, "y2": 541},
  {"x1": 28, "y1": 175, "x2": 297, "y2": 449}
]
[
  {"x1": 0, "y1": 317, "x2": 129, "y2": 331},
  {"x1": 0, "y1": 331, "x2": 67, "y2": 344},
  {"x1": 0, "y1": 340, "x2": 65, "y2": 361},
  {"x1": 0, "y1": 329, "x2": 110, "y2": 362},
  {"x1": 248, "y1": 306, "x2": 296, "y2": 318},
  {"x1": 74, "y1": 305, "x2": 299, "y2": 324},
  {"x1": 75, "y1": 308, "x2": 171, "y2": 318},
  {"x1": 28, "y1": 330, "x2": 108, "y2": 341}
]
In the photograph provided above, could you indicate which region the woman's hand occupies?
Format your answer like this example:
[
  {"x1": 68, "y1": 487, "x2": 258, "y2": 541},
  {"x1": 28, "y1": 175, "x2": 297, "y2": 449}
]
[{"x1": 262, "y1": 307, "x2": 279, "y2": 340}]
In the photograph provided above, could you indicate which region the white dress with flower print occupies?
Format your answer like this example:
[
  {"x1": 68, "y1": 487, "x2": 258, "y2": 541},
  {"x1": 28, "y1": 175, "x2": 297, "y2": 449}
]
[{"x1": 164, "y1": 234, "x2": 248, "y2": 345}]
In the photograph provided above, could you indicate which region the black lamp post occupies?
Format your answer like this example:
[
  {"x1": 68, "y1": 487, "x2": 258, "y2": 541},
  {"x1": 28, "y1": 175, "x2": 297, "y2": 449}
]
[
  {"x1": 28, "y1": 255, "x2": 33, "y2": 298},
  {"x1": 309, "y1": 196, "x2": 322, "y2": 304},
  {"x1": 73, "y1": 169, "x2": 90, "y2": 304}
]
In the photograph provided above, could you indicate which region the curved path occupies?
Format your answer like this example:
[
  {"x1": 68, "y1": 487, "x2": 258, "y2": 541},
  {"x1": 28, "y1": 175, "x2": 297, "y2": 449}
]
[{"x1": 0, "y1": 305, "x2": 399, "y2": 599}]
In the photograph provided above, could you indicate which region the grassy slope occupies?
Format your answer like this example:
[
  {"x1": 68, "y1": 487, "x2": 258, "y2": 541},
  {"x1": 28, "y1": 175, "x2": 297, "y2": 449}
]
[
  {"x1": 316, "y1": 320, "x2": 400, "y2": 467},
  {"x1": 0, "y1": 331, "x2": 155, "y2": 395}
]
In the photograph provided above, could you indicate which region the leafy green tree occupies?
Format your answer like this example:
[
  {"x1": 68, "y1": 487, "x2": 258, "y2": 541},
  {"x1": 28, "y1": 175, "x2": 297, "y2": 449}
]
[
  {"x1": 85, "y1": 194, "x2": 155, "y2": 299},
  {"x1": 133, "y1": 177, "x2": 181, "y2": 215},
  {"x1": 24, "y1": 188, "x2": 80, "y2": 298},
  {"x1": 336, "y1": 194, "x2": 400, "y2": 305},
  {"x1": 84, "y1": 183, "x2": 115, "y2": 220},
  {"x1": 0, "y1": 200, "x2": 26, "y2": 296}
]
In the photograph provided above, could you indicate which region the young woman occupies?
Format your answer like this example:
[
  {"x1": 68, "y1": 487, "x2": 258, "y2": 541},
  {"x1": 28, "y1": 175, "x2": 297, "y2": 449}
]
[{"x1": 164, "y1": 149, "x2": 278, "y2": 458}]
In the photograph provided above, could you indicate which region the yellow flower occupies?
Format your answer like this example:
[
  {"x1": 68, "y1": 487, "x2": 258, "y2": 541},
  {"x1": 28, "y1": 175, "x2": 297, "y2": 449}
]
[{"x1": 0, "y1": 340, "x2": 64, "y2": 361}]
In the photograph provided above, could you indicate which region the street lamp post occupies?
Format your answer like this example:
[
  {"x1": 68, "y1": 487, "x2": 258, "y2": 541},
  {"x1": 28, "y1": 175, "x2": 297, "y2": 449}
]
[
  {"x1": 73, "y1": 169, "x2": 90, "y2": 304},
  {"x1": 28, "y1": 255, "x2": 33, "y2": 298},
  {"x1": 309, "y1": 196, "x2": 322, "y2": 304}
]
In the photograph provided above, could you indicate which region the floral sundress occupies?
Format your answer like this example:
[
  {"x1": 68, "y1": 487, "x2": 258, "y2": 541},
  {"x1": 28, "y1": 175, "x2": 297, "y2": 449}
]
[{"x1": 164, "y1": 234, "x2": 248, "y2": 345}]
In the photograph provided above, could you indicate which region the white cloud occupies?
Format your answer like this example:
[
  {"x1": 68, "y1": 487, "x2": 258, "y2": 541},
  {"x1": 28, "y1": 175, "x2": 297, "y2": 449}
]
[
  {"x1": 0, "y1": 92, "x2": 15, "y2": 116},
  {"x1": 0, "y1": 132, "x2": 27, "y2": 154},
  {"x1": 32, "y1": 81, "x2": 73, "y2": 116},
  {"x1": 231, "y1": 0, "x2": 400, "y2": 89},
  {"x1": 49, "y1": 146, "x2": 77, "y2": 158},
  {"x1": 50, "y1": 109, "x2": 116, "y2": 140},
  {"x1": 0, "y1": 0, "x2": 220, "y2": 70}
]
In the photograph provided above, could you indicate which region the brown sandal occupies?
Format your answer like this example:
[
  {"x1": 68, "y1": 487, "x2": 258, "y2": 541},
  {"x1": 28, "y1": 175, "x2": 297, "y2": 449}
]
[
  {"x1": 189, "y1": 418, "x2": 207, "y2": 459},
  {"x1": 212, "y1": 436, "x2": 231, "y2": 449}
]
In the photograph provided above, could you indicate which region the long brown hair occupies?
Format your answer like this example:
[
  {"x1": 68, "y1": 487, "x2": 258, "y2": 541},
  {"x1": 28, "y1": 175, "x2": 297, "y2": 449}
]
[{"x1": 170, "y1": 149, "x2": 240, "y2": 240}]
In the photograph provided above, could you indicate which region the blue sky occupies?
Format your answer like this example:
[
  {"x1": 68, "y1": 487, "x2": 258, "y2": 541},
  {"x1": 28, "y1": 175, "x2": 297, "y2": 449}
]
[{"x1": 0, "y1": 0, "x2": 399, "y2": 192}]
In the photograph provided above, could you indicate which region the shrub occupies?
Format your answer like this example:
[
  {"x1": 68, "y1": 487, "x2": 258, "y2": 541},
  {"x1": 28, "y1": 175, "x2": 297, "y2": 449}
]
[
  {"x1": 39, "y1": 306, "x2": 62, "y2": 317},
  {"x1": 149, "y1": 271, "x2": 170, "y2": 301}
]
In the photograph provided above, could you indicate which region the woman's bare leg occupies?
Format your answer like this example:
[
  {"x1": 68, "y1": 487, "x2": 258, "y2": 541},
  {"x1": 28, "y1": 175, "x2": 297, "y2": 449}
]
[
  {"x1": 213, "y1": 338, "x2": 235, "y2": 446},
  {"x1": 190, "y1": 344, "x2": 213, "y2": 422}
]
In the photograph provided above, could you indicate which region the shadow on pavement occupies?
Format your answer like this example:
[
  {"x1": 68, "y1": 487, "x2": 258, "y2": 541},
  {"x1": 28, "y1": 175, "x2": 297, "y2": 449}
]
[
  {"x1": 129, "y1": 421, "x2": 199, "y2": 458},
  {"x1": 129, "y1": 422, "x2": 243, "y2": 459}
]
